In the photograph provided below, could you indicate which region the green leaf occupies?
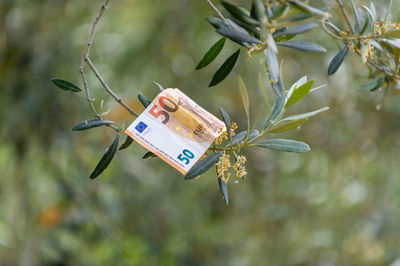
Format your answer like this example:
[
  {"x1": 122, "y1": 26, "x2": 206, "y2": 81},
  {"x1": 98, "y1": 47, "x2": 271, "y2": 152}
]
[
  {"x1": 209, "y1": 49, "x2": 240, "y2": 87},
  {"x1": 359, "y1": 77, "x2": 385, "y2": 91},
  {"x1": 51, "y1": 78, "x2": 82, "y2": 92},
  {"x1": 382, "y1": 30, "x2": 400, "y2": 38},
  {"x1": 218, "y1": 107, "x2": 232, "y2": 144},
  {"x1": 238, "y1": 75, "x2": 250, "y2": 132},
  {"x1": 265, "y1": 46, "x2": 285, "y2": 97},
  {"x1": 142, "y1": 151, "x2": 157, "y2": 159},
  {"x1": 89, "y1": 135, "x2": 119, "y2": 179},
  {"x1": 350, "y1": 0, "x2": 360, "y2": 33},
  {"x1": 221, "y1": 1, "x2": 259, "y2": 26},
  {"x1": 196, "y1": 37, "x2": 227, "y2": 70},
  {"x1": 268, "y1": 118, "x2": 308, "y2": 133},
  {"x1": 288, "y1": 0, "x2": 329, "y2": 17},
  {"x1": 362, "y1": 5, "x2": 376, "y2": 22},
  {"x1": 264, "y1": 96, "x2": 285, "y2": 129},
  {"x1": 254, "y1": 139, "x2": 310, "y2": 153},
  {"x1": 287, "y1": 76, "x2": 307, "y2": 99},
  {"x1": 285, "y1": 80, "x2": 314, "y2": 108},
  {"x1": 231, "y1": 130, "x2": 259, "y2": 145},
  {"x1": 218, "y1": 177, "x2": 229, "y2": 205},
  {"x1": 277, "y1": 41, "x2": 326, "y2": 52},
  {"x1": 119, "y1": 135, "x2": 134, "y2": 151},
  {"x1": 258, "y1": 73, "x2": 271, "y2": 113},
  {"x1": 152, "y1": 81, "x2": 165, "y2": 91},
  {"x1": 138, "y1": 92, "x2": 151, "y2": 108},
  {"x1": 216, "y1": 19, "x2": 262, "y2": 46},
  {"x1": 328, "y1": 46, "x2": 349, "y2": 75},
  {"x1": 184, "y1": 152, "x2": 222, "y2": 180},
  {"x1": 72, "y1": 119, "x2": 115, "y2": 131},
  {"x1": 280, "y1": 106, "x2": 329, "y2": 122},
  {"x1": 273, "y1": 23, "x2": 317, "y2": 39}
]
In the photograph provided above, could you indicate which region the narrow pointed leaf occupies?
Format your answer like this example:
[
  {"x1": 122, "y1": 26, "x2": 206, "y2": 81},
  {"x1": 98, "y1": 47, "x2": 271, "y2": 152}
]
[
  {"x1": 119, "y1": 135, "x2": 134, "y2": 151},
  {"x1": 288, "y1": 0, "x2": 329, "y2": 17},
  {"x1": 209, "y1": 49, "x2": 240, "y2": 87},
  {"x1": 350, "y1": 0, "x2": 360, "y2": 33},
  {"x1": 273, "y1": 23, "x2": 317, "y2": 39},
  {"x1": 359, "y1": 77, "x2": 385, "y2": 91},
  {"x1": 142, "y1": 151, "x2": 157, "y2": 159},
  {"x1": 268, "y1": 118, "x2": 308, "y2": 133},
  {"x1": 328, "y1": 46, "x2": 349, "y2": 75},
  {"x1": 218, "y1": 107, "x2": 232, "y2": 144},
  {"x1": 254, "y1": 139, "x2": 310, "y2": 153},
  {"x1": 89, "y1": 135, "x2": 119, "y2": 179},
  {"x1": 218, "y1": 177, "x2": 229, "y2": 205},
  {"x1": 285, "y1": 80, "x2": 314, "y2": 108},
  {"x1": 152, "y1": 81, "x2": 165, "y2": 91},
  {"x1": 264, "y1": 96, "x2": 285, "y2": 129},
  {"x1": 265, "y1": 46, "x2": 284, "y2": 97},
  {"x1": 277, "y1": 41, "x2": 326, "y2": 52},
  {"x1": 280, "y1": 106, "x2": 329, "y2": 122},
  {"x1": 221, "y1": 1, "x2": 259, "y2": 26},
  {"x1": 238, "y1": 75, "x2": 250, "y2": 131},
  {"x1": 184, "y1": 152, "x2": 222, "y2": 180},
  {"x1": 196, "y1": 37, "x2": 227, "y2": 70},
  {"x1": 72, "y1": 119, "x2": 115, "y2": 131},
  {"x1": 216, "y1": 19, "x2": 262, "y2": 46},
  {"x1": 138, "y1": 92, "x2": 151, "y2": 108},
  {"x1": 231, "y1": 130, "x2": 259, "y2": 145},
  {"x1": 52, "y1": 79, "x2": 81, "y2": 92},
  {"x1": 382, "y1": 30, "x2": 400, "y2": 38}
]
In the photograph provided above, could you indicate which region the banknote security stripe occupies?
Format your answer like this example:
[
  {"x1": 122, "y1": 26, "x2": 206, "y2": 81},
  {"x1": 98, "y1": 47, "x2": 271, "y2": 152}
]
[{"x1": 125, "y1": 88, "x2": 226, "y2": 174}]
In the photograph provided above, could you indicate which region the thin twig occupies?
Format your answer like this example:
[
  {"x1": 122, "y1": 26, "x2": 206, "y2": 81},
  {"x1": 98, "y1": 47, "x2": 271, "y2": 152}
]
[
  {"x1": 335, "y1": 0, "x2": 354, "y2": 35},
  {"x1": 85, "y1": 57, "x2": 139, "y2": 117},
  {"x1": 79, "y1": 0, "x2": 138, "y2": 125},
  {"x1": 205, "y1": 0, "x2": 227, "y2": 23},
  {"x1": 321, "y1": 17, "x2": 400, "y2": 81}
]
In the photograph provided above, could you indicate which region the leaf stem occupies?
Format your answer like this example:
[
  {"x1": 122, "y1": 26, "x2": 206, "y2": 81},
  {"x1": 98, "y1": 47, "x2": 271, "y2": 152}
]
[{"x1": 335, "y1": 0, "x2": 354, "y2": 35}]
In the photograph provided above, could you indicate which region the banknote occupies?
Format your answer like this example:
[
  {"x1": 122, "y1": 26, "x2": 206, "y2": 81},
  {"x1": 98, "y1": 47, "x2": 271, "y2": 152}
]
[{"x1": 125, "y1": 89, "x2": 226, "y2": 174}]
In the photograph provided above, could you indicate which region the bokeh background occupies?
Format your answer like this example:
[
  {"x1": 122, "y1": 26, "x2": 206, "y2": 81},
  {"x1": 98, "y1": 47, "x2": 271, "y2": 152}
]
[{"x1": 1, "y1": 0, "x2": 400, "y2": 265}]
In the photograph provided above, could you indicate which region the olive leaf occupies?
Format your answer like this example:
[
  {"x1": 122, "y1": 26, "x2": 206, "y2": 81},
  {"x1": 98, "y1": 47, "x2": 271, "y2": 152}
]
[
  {"x1": 218, "y1": 106, "x2": 232, "y2": 144},
  {"x1": 285, "y1": 80, "x2": 314, "y2": 108},
  {"x1": 238, "y1": 75, "x2": 250, "y2": 132},
  {"x1": 273, "y1": 23, "x2": 317, "y2": 39},
  {"x1": 52, "y1": 78, "x2": 82, "y2": 92},
  {"x1": 359, "y1": 77, "x2": 385, "y2": 91},
  {"x1": 72, "y1": 119, "x2": 115, "y2": 131},
  {"x1": 288, "y1": 0, "x2": 329, "y2": 17},
  {"x1": 138, "y1": 92, "x2": 151, "y2": 108},
  {"x1": 231, "y1": 130, "x2": 259, "y2": 145},
  {"x1": 142, "y1": 151, "x2": 157, "y2": 159},
  {"x1": 184, "y1": 152, "x2": 222, "y2": 180},
  {"x1": 218, "y1": 176, "x2": 229, "y2": 205},
  {"x1": 268, "y1": 118, "x2": 308, "y2": 133},
  {"x1": 277, "y1": 41, "x2": 327, "y2": 52},
  {"x1": 254, "y1": 139, "x2": 310, "y2": 153},
  {"x1": 209, "y1": 49, "x2": 240, "y2": 87},
  {"x1": 119, "y1": 135, "x2": 134, "y2": 151},
  {"x1": 221, "y1": 1, "x2": 259, "y2": 26},
  {"x1": 89, "y1": 134, "x2": 119, "y2": 179},
  {"x1": 265, "y1": 46, "x2": 284, "y2": 97},
  {"x1": 196, "y1": 37, "x2": 226, "y2": 70},
  {"x1": 328, "y1": 46, "x2": 349, "y2": 75}
]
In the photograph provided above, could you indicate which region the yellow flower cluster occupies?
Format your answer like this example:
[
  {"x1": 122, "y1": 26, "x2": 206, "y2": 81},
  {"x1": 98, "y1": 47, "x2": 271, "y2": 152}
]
[
  {"x1": 374, "y1": 20, "x2": 400, "y2": 36},
  {"x1": 216, "y1": 153, "x2": 231, "y2": 182},
  {"x1": 214, "y1": 122, "x2": 238, "y2": 145},
  {"x1": 233, "y1": 155, "x2": 247, "y2": 179},
  {"x1": 216, "y1": 153, "x2": 247, "y2": 182}
]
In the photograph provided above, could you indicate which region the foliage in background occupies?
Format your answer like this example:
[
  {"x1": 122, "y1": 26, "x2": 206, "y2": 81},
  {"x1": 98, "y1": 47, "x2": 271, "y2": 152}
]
[{"x1": 1, "y1": 0, "x2": 400, "y2": 265}]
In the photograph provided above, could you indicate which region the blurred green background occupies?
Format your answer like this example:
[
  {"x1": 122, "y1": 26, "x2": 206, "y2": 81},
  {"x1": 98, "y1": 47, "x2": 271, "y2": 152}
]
[{"x1": 1, "y1": 0, "x2": 400, "y2": 265}]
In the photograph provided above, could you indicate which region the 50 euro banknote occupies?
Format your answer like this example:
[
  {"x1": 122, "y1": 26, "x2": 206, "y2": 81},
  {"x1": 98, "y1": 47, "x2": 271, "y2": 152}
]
[{"x1": 125, "y1": 88, "x2": 226, "y2": 174}]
